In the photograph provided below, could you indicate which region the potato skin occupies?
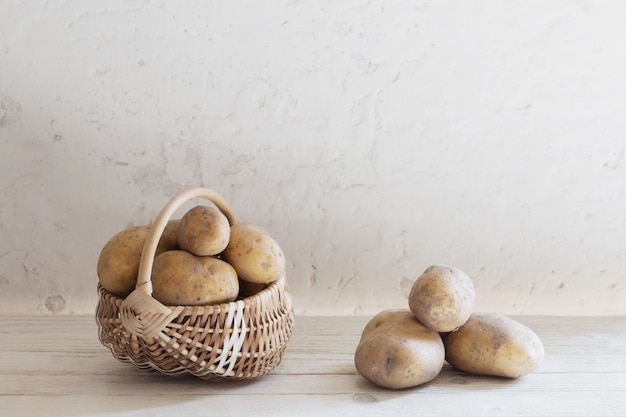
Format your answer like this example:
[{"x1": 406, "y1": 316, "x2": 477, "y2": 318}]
[
  {"x1": 237, "y1": 278, "x2": 268, "y2": 299},
  {"x1": 222, "y1": 223, "x2": 285, "y2": 284},
  {"x1": 177, "y1": 206, "x2": 230, "y2": 256},
  {"x1": 354, "y1": 310, "x2": 445, "y2": 389},
  {"x1": 97, "y1": 222, "x2": 179, "y2": 297},
  {"x1": 151, "y1": 250, "x2": 239, "y2": 306},
  {"x1": 443, "y1": 312, "x2": 545, "y2": 378},
  {"x1": 408, "y1": 265, "x2": 475, "y2": 333},
  {"x1": 159, "y1": 219, "x2": 181, "y2": 253}
]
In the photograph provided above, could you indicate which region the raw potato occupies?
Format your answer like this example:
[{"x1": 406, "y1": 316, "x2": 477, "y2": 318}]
[
  {"x1": 151, "y1": 250, "x2": 239, "y2": 306},
  {"x1": 97, "y1": 221, "x2": 180, "y2": 297},
  {"x1": 443, "y1": 312, "x2": 545, "y2": 379},
  {"x1": 177, "y1": 205, "x2": 230, "y2": 256},
  {"x1": 408, "y1": 264, "x2": 475, "y2": 333},
  {"x1": 354, "y1": 310, "x2": 445, "y2": 389},
  {"x1": 237, "y1": 278, "x2": 268, "y2": 299},
  {"x1": 222, "y1": 223, "x2": 285, "y2": 284},
  {"x1": 160, "y1": 219, "x2": 181, "y2": 253}
]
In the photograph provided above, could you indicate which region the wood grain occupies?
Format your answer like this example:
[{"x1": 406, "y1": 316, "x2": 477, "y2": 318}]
[{"x1": 1, "y1": 315, "x2": 624, "y2": 417}]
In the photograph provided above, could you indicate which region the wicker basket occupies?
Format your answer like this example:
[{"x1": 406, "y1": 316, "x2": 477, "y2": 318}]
[{"x1": 96, "y1": 187, "x2": 295, "y2": 380}]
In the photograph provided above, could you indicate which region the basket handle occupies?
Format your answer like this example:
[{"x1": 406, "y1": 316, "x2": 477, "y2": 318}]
[{"x1": 135, "y1": 187, "x2": 239, "y2": 295}]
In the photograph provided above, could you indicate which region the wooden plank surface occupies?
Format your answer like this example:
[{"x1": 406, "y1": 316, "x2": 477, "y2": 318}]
[{"x1": 1, "y1": 315, "x2": 625, "y2": 417}]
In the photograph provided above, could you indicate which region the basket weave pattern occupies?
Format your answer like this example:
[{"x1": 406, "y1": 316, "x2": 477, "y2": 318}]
[{"x1": 95, "y1": 188, "x2": 295, "y2": 380}]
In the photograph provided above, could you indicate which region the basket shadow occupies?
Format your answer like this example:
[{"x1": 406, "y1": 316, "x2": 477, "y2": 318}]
[{"x1": 64, "y1": 364, "x2": 275, "y2": 417}]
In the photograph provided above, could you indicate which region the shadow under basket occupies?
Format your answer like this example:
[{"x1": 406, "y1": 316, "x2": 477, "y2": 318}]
[{"x1": 95, "y1": 187, "x2": 295, "y2": 380}]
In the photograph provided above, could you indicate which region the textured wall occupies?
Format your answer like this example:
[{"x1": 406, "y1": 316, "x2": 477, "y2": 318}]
[{"x1": 1, "y1": 1, "x2": 625, "y2": 315}]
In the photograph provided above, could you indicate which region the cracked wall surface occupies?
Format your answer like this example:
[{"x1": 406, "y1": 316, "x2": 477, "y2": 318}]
[{"x1": 1, "y1": 1, "x2": 625, "y2": 315}]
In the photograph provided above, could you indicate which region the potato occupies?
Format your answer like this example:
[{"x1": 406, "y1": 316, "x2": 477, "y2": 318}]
[
  {"x1": 237, "y1": 278, "x2": 268, "y2": 299},
  {"x1": 408, "y1": 264, "x2": 475, "y2": 332},
  {"x1": 160, "y1": 219, "x2": 181, "y2": 253},
  {"x1": 151, "y1": 250, "x2": 239, "y2": 306},
  {"x1": 97, "y1": 221, "x2": 180, "y2": 297},
  {"x1": 442, "y1": 312, "x2": 545, "y2": 378},
  {"x1": 222, "y1": 223, "x2": 285, "y2": 284},
  {"x1": 354, "y1": 310, "x2": 445, "y2": 389},
  {"x1": 177, "y1": 205, "x2": 230, "y2": 256}
]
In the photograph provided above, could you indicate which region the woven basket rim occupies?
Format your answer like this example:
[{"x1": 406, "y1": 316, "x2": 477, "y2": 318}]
[{"x1": 96, "y1": 274, "x2": 288, "y2": 314}]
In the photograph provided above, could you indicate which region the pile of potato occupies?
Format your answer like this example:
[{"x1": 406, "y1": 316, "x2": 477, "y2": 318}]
[
  {"x1": 354, "y1": 265, "x2": 545, "y2": 389},
  {"x1": 97, "y1": 205, "x2": 285, "y2": 305}
]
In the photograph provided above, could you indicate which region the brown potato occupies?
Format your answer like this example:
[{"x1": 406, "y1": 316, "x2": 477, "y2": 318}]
[
  {"x1": 354, "y1": 310, "x2": 445, "y2": 389},
  {"x1": 97, "y1": 221, "x2": 179, "y2": 297},
  {"x1": 408, "y1": 264, "x2": 475, "y2": 332},
  {"x1": 442, "y1": 312, "x2": 545, "y2": 378},
  {"x1": 151, "y1": 250, "x2": 238, "y2": 306},
  {"x1": 222, "y1": 223, "x2": 285, "y2": 284},
  {"x1": 159, "y1": 219, "x2": 181, "y2": 253},
  {"x1": 177, "y1": 205, "x2": 230, "y2": 256},
  {"x1": 237, "y1": 278, "x2": 268, "y2": 299}
]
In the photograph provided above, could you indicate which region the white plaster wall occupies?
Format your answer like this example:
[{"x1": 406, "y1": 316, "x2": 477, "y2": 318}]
[{"x1": 1, "y1": 1, "x2": 625, "y2": 316}]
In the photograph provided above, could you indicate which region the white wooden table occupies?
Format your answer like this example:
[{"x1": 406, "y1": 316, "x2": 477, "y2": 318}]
[{"x1": 1, "y1": 315, "x2": 625, "y2": 417}]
